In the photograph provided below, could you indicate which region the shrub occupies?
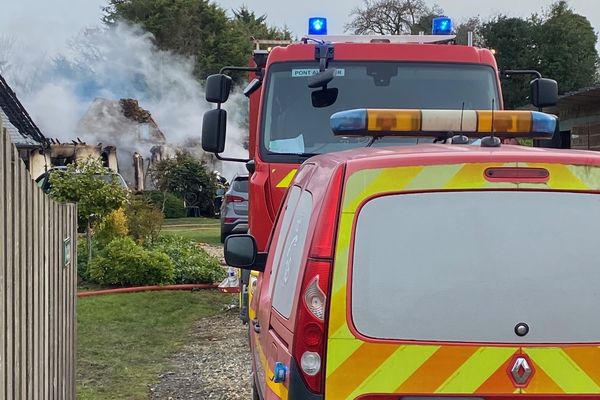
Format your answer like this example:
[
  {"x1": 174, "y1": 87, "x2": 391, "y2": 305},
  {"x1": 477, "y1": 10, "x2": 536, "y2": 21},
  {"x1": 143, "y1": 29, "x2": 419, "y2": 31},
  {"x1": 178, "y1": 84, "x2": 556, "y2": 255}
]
[
  {"x1": 125, "y1": 197, "x2": 164, "y2": 244},
  {"x1": 150, "y1": 152, "x2": 218, "y2": 217},
  {"x1": 48, "y1": 157, "x2": 128, "y2": 229},
  {"x1": 144, "y1": 191, "x2": 187, "y2": 219},
  {"x1": 94, "y1": 208, "x2": 129, "y2": 246},
  {"x1": 78, "y1": 239, "x2": 91, "y2": 281},
  {"x1": 89, "y1": 237, "x2": 174, "y2": 286},
  {"x1": 152, "y1": 235, "x2": 225, "y2": 284}
]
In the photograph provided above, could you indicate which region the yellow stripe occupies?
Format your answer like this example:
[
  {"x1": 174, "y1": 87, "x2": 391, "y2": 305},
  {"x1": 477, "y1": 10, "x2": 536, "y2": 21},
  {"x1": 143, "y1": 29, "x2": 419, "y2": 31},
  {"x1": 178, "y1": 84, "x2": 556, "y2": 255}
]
[
  {"x1": 526, "y1": 348, "x2": 600, "y2": 393},
  {"x1": 527, "y1": 163, "x2": 587, "y2": 190},
  {"x1": 325, "y1": 339, "x2": 363, "y2": 378},
  {"x1": 275, "y1": 169, "x2": 298, "y2": 188},
  {"x1": 436, "y1": 347, "x2": 517, "y2": 393},
  {"x1": 567, "y1": 165, "x2": 600, "y2": 189},
  {"x1": 444, "y1": 163, "x2": 499, "y2": 189},
  {"x1": 346, "y1": 345, "x2": 439, "y2": 398},
  {"x1": 404, "y1": 164, "x2": 464, "y2": 190},
  {"x1": 266, "y1": 366, "x2": 289, "y2": 399},
  {"x1": 344, "y1": 167, "x2": 423, "y2": 212}
]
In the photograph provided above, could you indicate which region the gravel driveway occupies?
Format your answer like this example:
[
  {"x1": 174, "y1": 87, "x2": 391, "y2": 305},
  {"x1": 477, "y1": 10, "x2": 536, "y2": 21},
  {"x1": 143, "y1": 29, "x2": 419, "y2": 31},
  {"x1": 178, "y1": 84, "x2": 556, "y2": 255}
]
[{"x1": 150, "y1": 308, "x2": 252, "y2": 399}]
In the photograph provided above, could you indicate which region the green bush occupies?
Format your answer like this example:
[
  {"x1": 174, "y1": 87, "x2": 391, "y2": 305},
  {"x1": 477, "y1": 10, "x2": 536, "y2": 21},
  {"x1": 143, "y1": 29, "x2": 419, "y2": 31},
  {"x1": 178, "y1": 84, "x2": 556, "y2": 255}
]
[
  {"x1": 125, "y1": 197, "x2": 164, "y2": 244},
  {"x1": 151, "y1": 235, "x2": 225, "y2": 284},
  {"x1": 78, "y1": 239, "x2": 91, "y2": 281},
  {"x1": 89, "y1": 237, "x2": 174, "y2": 286},
  {"x1": 144, "y1": 191, "x2": 187, "y2": 219}
]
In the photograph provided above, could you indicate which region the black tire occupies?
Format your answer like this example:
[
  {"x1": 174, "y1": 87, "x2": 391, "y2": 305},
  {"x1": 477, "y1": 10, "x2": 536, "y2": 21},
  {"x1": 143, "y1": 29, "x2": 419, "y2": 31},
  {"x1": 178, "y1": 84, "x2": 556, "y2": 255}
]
[
  {"x1": 252, "y1": 380, "x2": 261, "y2": 400},
  {"x1": 220, "y1": 232, "x2": 227, "y2": 243}
]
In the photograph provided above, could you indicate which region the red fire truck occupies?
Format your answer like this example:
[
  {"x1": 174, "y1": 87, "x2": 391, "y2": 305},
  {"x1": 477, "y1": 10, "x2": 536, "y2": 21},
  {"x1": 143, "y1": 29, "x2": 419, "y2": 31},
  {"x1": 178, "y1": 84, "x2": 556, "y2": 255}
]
[{"x1": 202, "y1": 17, "x2": 559, "y2": 321}]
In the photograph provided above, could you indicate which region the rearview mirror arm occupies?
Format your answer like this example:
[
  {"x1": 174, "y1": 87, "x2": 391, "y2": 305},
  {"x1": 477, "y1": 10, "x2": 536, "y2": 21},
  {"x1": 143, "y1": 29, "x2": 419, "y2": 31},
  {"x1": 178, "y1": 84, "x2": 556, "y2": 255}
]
[
  {"x1": 253, "y1": 253, "x2": 267, "y2": 272},
  {"x1": 215, "y1": 153, "x2": 250, "y2": 163},
  {"x1": 500, "y1": 70, "x2": 542, "y2": 80},
  {"x1": 219, "y1": 66, "x2": 260, "y2": 75}
]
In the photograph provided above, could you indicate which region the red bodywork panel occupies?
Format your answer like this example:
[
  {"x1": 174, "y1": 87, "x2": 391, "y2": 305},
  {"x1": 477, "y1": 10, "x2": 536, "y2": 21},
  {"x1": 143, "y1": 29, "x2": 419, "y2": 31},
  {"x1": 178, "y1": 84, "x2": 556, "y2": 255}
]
[{"x1": 248, "y1": 41, "x2": 502, "y2": 251}]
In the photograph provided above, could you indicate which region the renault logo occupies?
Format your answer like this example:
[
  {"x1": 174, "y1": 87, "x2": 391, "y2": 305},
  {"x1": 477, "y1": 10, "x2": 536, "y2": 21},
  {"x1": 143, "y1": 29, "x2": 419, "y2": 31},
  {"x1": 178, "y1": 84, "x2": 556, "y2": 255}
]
[{"x1": 511, "y1": 357, "x2": 533, "y2": 386}]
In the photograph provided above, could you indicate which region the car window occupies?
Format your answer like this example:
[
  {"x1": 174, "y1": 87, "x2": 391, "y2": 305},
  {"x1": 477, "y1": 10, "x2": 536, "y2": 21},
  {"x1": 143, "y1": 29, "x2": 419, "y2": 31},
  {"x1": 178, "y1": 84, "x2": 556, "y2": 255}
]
[
  {"x1": 352, "y1": 191, "x2": 600, "y2": 343},
  {"x1": 272, "y1": 190, "x2": 313, "y2": 319},
  {"x1": 268, "y1": 186, "x2": 302, "y2": 296},
  {"x1": 233, "y1": 178, "x2": 249, "y2": 193}
]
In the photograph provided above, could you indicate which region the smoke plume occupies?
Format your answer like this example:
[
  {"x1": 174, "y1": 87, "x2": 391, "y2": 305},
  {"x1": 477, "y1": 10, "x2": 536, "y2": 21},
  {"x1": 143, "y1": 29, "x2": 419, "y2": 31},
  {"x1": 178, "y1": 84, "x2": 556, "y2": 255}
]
[{"x1": 1, "y1": 23, "x2": 248, "y2": 182}]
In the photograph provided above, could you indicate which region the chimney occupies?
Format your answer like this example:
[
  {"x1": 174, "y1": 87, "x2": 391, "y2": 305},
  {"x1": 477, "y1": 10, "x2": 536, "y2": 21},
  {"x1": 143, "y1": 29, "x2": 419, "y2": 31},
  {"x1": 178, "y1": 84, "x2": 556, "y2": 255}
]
[{"x1": 133, "y1": 152, "x2": 144, "y2": 192}]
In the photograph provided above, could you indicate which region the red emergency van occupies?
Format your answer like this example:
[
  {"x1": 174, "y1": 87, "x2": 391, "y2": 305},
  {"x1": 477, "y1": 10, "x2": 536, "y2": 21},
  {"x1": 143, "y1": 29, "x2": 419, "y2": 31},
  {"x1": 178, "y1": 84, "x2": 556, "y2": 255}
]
[{"x1": 225, "y1": 109, "x2": 600, "y2": 400}]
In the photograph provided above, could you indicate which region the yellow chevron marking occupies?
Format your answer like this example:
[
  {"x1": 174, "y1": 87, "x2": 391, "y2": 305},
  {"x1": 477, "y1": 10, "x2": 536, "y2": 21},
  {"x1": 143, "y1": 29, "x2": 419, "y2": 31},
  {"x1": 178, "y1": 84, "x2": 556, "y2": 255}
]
[
  {"x1": 436, "y1": 347, "x2": 517, "y2": 393},
  {"x1": 526, "y1": 348, "x2": 600, "y2": 393},
  {"x1": 404, "y1": 164, "x2": 464, "y2": 190},
  {"x1": 444, "y1": 163, "x2": 499, "y2": 189},
  {"x1": 567, "y1": 165, "x2": 600, "y2": 189},
  {"x1": 347, "y1": 345, "x2": 440, "y2": 398},
  {"x1": 527, "y1": 163, "x2": 587, "y2": 190},
  {"x1": 326, "y1": 339, "x2": 363, "y2": 378},
  {"x1": 275, "y1": 169, "x2": 297, "y2": 188},
  {"x1": 344, "y1": 167, "x2": 424, "y2": 212}
]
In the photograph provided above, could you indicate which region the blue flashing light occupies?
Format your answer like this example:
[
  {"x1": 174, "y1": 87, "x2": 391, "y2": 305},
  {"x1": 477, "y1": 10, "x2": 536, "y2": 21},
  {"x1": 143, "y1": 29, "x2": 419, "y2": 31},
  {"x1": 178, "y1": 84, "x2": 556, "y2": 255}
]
[
  {"x1": 432, "y1": 17, "x2": 453, "y2": 35},
  {"x1": 532, "y1": 111, "x2": 558, "y2": 139},
  {"x1": 330, "y1": 109, "x2": 367, "y2": 135},
  {"x1": 309, "y1": 17, "x2": 328, "y2": 35}
]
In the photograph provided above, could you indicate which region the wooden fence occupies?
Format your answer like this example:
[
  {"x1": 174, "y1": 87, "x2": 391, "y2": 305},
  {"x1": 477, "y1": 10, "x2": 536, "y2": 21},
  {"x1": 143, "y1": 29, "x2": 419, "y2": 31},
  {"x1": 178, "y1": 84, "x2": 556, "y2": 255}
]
[{"x1": 0, "y1": 118, "x2": 77, "y2": 399}]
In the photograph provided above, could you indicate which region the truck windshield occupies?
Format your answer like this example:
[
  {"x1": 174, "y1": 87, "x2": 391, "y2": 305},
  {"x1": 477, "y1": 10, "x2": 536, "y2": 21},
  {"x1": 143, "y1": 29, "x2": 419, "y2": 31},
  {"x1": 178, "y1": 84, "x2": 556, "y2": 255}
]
[{"x1": 261, "y1": 62, "x2": 499, "y2": 159}]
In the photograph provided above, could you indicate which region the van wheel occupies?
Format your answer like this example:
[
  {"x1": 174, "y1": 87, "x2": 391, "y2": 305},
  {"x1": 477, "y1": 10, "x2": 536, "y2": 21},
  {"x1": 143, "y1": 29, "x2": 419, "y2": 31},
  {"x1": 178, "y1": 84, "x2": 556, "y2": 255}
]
[{"x1": 252, "y1": 381, "x2": 261, "y2": 400}]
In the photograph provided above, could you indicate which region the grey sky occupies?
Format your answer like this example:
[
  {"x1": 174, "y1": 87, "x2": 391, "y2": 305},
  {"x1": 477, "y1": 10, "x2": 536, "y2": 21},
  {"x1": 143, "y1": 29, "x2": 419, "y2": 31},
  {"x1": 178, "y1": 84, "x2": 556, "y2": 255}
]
[{"x1": 0, "y1": 0, "x2": 599, "y2": 54}]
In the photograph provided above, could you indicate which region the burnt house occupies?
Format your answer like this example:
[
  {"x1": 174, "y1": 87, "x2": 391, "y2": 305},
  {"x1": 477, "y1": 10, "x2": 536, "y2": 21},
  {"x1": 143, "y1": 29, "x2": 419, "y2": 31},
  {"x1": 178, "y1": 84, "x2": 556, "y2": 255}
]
[{"x1": 0, "y1": 73, "x2": 48, "y2": 176}]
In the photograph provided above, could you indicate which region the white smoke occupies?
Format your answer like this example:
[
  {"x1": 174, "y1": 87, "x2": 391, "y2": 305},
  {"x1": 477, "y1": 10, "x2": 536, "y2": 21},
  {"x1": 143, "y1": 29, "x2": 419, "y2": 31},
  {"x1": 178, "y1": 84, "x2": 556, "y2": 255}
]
[{"x1": 1, "y1": 23, "x2": 248, "y2": 182}]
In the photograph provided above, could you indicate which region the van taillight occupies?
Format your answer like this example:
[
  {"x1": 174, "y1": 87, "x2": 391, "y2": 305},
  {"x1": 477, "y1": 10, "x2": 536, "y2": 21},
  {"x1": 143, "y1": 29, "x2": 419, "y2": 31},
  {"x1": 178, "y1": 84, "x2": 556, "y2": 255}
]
[
  {"x1": 309, "y1": 166, "x2": 344, "y2": 258},
  {"x1": 293, "y1": 259, "x2": 331, "y2": 394}
]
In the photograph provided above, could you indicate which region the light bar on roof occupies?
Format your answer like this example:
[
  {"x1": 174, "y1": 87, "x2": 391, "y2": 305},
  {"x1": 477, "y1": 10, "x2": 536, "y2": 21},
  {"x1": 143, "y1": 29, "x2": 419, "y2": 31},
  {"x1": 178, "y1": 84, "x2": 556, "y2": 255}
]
[{"x1": 330, "y1": 109, "x2": 557, "y2": 139}]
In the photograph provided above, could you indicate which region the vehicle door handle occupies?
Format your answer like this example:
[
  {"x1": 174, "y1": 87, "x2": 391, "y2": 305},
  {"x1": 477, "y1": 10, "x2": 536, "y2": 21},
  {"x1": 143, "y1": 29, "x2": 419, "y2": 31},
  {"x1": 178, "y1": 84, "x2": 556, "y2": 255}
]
[{"x1": 252, "y1": 318, "x2": 261, "y2": 334}]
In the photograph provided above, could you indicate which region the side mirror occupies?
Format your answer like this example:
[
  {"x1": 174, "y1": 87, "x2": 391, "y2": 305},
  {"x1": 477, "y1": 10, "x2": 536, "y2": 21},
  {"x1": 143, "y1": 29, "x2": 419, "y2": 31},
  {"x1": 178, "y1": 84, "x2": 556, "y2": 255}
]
[
  {"x1": 206, "y1": 74, "x2": 232, "y2": 103},
  {"x1": 224, "y1": 234, "x2": 266, "y2": 272},
  {"x1": 202, "y1": 109, "x2": 227, "y2": 153},
  {"x1": 531, "y1": 78, "x2": 558, "y2": 108},
  {"x1": 311, "y1": 87, "x2": 338, "y2": 108}
]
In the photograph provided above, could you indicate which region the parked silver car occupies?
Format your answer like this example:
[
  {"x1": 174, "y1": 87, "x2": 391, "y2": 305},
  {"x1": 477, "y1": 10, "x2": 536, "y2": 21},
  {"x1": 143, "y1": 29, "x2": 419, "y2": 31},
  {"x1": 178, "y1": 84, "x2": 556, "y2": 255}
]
[{"x1": 220, "y1": 174, "x2": 248, "y2": 242}]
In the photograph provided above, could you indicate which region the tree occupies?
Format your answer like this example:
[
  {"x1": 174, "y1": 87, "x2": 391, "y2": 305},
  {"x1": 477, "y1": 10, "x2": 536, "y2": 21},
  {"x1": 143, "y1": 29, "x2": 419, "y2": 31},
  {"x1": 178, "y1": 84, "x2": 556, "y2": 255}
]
[
  {"x1": 536, "y1": 1, "x2": 598, "y2": 94},
  {"x1": 479, "y1": 2, "x2": 598, "y2": 108},
  {"x1": 480, "y1": 16, "x2": 538, "y2": 109},
  {"x1": 345, "y1": 0, "x2": 443, "y2": 35},
  {"x1": 103, "y1": 0, "x2": 245, "y2": 79},
  {"x1": 232, "y1": 6, "x2": 292, "y2": 41},
  {"x1": 454, "y1": 17, "x2": 482, "y2": 46},
  {"x1": 150, "y1": 152, "x2": 217, "y2": 216},
  {"x1": 103, "y1": 0, "x2": 290, "y2": 80},
  {"x1": 49, "y1": 158, "x2": 128, "y2": 228}
]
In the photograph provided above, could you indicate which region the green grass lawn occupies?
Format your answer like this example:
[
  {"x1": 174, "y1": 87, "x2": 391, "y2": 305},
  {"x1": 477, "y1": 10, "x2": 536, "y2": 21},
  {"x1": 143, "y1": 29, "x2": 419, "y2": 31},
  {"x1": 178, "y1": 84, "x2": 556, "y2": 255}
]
[
  {"x1": 77, "y1": 290, "x2": 234, "y2": 400},
  {"x1": 161, "y1": 217, "x2": 221, "y2": 245},
  {"x1": 162, "y1": 217, "x2": 219, "y2": 226}
]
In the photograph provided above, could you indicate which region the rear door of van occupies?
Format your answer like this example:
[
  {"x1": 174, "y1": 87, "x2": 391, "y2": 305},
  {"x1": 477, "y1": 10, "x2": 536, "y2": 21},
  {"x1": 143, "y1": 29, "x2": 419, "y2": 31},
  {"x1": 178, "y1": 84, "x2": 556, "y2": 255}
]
[
  {"x1": 325, "y1": 162, "x2": 600, "y2": 400},
  {"x1": 252, "y1": 164, "x2": 317, "y2": 399}
]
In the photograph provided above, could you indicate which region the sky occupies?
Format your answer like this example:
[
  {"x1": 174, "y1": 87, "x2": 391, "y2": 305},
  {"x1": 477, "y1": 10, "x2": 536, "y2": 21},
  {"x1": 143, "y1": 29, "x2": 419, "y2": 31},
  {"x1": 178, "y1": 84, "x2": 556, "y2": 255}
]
[{"x1": 1, "y1": 0, "x2": 600, "y2": 53}]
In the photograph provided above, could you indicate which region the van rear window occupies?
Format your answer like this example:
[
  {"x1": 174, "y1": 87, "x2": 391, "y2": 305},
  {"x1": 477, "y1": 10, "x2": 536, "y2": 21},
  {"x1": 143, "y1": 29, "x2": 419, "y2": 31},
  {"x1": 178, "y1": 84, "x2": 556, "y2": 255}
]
[{"x1": 352, "y1": 191, "x2": 600, "y2": 344}]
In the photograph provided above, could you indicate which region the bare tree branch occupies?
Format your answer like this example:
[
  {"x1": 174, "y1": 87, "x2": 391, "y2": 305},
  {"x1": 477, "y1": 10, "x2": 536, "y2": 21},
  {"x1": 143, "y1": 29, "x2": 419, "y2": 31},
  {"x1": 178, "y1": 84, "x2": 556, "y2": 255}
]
[{"x1": 345, "y1": 0, "x2": 443, "y2": 35}]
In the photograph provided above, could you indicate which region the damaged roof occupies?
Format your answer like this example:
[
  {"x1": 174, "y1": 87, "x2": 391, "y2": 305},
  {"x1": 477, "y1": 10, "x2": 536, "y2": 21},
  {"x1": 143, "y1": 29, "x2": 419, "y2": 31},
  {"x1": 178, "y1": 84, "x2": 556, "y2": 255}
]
[{"x1": 0, "y1": 74, "x2": 48, "y2": 148}]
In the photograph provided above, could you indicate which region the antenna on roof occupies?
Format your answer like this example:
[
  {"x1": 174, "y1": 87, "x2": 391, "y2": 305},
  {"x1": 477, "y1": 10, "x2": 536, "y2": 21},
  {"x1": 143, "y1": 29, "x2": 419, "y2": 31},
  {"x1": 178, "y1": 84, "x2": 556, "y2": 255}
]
[
  {"x1": 481, "y1": 99, "x2": 501, "y2": 148},
  {"x1": 451, "y1": 102, "x2": 469, "y2": 144}
]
